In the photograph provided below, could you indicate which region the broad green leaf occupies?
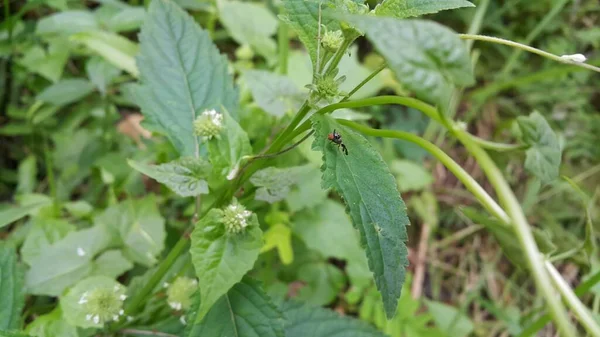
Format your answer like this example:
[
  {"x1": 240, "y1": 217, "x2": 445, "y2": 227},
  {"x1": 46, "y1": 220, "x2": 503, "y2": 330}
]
[
  {"x1": 103, "y1": 7, "x2": 146, "y2": 33},
  {"x1": 61, "y1": 276, "x2": 126, "y2": 328},
  {"x1": 374, "y1": 0, "x2": 474, "y2": 18},
  {"x1": 261, "y1": 224, "x2": 294, "y2": 265},
  {"x1": 425, "y1": 300, "x2": 474, "y2": 337},
  {"x1": 283, "y1": 300, "x2": 387, "y2": 337},
  {"x1": 16, "y1": 155, "x2": 37, "y2": 195},
  {"x1": 243, "y1": 70, "x2": 305, "y2": 117},
  {"x1": 0, "y1": 331, "x2": 31, "y2": 337},
  {"x1": 218, "y1": 1, "x2": 278, "y2": 62},
  {"x1": 515, "y1": 111, "x2": 562, "y2": 183},
  {"x1": 17, "y1": 38, "x2": 70, "y2": 82},
  {"x1": 25, "y1": 225, "x2": 111, "y2": 296},
  {"x1": 185, "y1": 277, "x2": 284, "y2": 337},
  {"x1": 63, "y1": 201, "x2": 93, "y2": 219},
  {"x1": 0, "y1": 244, "x2": 24, "y2": 330},
  {"x1": 285, "y1": 166, "x2": 329, "y2": 212},
  {"x1": 36, "y1": 10, "x2": 98, "y2": 35},
  {"x1": 94, "y1": 196, "x2": 166, "y2": 266},
  {"x1": 91, "y1": 250, "x2": 133, "y2": 278},
  {"x1": 0, "y1": 202, "x2": 50, "y2": 229},
  {"x1": 291, "y1": 200, "x2": 371, "y2": 287},
  {"x1": 390, "y1": 159, "x2": 433, "y2": 192},
  {"x1": 86, "y1": 57, "x2": 121, "y2": 96},
  {"x1": 136, "y1": 0, "x2": 238, "y2": 156},
  {"x1": 207, "y1": 109, "x2": 251, "y2": 181},
  {"x1": 70, "y1": 30, "x2": 139, "y2": 77},
  {"x1": 348, "y1": 16, "x2": 474, "y2": 108},
  {"x1": 249, "y1": 165, "x2": 311, "y2": 203},
  {"x1": 36, "y1": 79, "x2": 95, "y2": 106},
  {"x1": 25, "y1": 308, "x2": 78, "y2": 337},
  {"x1": 189, "y1": 209, "x2": 262, "y2": 322},
  {"x1": 296, "y1": 261, "x2": 345, "y2": 306},
  {"x1": 311, "y1": 114, "x2": 409, "y2": 318},
  {"x1": 128, "y1": 157, "x2": 211, "y2": 197},
  {"x1": 21, "y1": 217, "x2": 75, "y2": 265}
]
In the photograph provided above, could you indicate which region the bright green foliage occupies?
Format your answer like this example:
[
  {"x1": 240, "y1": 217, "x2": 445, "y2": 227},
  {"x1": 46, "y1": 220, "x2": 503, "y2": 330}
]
[
  {"x1": 94, "y1": 196, "x2": 166, "y2": 266},
  {"x1": 311, "y1": 114, "x2": 409, "y2": 318},
  {"x1": 218, "y1": 1, "x2": 278, "y2": 62},
  {"x1": 17, "y1": 38, "x2": 70, "y2": 83},
  {"x1": 296, "y1": 260, "x2": 345, "y2": 306},
  {"x1": 86, "y1": 57, "x2": 121, "y2": 96},
  {"x1": 390, "y1": 159, "x2": 433, "y2": 192},
  {"x1": 425, "y1": 300, "x2": 474, "y2": 337},
  {"x1": 374, "y1": 0, "x2": 474, "y2": 18},
  {"x1": 90, "y1": 250, "x2": 133, "y2": 278},
  {"x1": 136, "y1": 0, "x2": 238, "y2": 156},
  {"x1": 36, "y1": 10, "x2": 98, "y2": 35},
  {"x1": 243, "y1": 70, "x2": 305, "y2": 117},
  {"x1": 71, "y1": 30, "x2": 139, "y2": 77},
  {"x1": 0, "y1": 244, "x2": 24, "y2": 331},
  {"x1": 515, "y1": 111, "x2": 562, "y2": 183},
  {"x1": 36, "y1": 79, "x2": 95, "y2": 106},
  {"x1": 24, "y1": 226, "x2": 111, "y2": 296},
  {"x1": 0, "y1": 330, "x2": 31, "y2": 337},
  {"x1": 207, "y1": 109, "x2": 251, "y2": 181},
  {"x1": 128, "y1": 157, "x2": 211, "y2": 197},
  {"x1": 250, "y1": 165, "x2": 311, "y2": 203},
  {"x1": 348, "y1": 16, "x2": 474, "y2": 108},
  {"x1": 189, "y1": 209, "x2": 263, "y2": 323},
  {"x1": 25, "y1": 308, "x2": 78, "y2": 337},
  {"x1": 283, "y1": 300, "x2": 387, "y2": 337},
  {"x1": 21, "y1": 218, "x2": 74, "y2": 265},
  {"x1": 185, "y1": 277, "x2": 284, "y2": 337},
  {"x1": 0, "y1": 202, "x2": 49, "y2": 229}
]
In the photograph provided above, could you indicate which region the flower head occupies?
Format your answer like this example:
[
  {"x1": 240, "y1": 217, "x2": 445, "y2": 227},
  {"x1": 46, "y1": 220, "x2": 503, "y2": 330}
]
[
  {"x1": 222, "y1": 202, "x2": 253, "y2": 234},
  {"x1": 321, "y1": 30, "x2": 344, "y2": 52},
  {"x1": 166, "y1": 276, "x2": 198, "y2": 311},
  {"x1": 79, "y1": 284, "x2": 126, "y2": 326},
  {"x1": 193, "y1": 109, "x2": 223, "y2": 141}
]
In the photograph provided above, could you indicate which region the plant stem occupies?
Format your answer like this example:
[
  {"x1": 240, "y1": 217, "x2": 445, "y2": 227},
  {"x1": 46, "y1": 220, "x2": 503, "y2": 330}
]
[
  {"x1": 337, "y1": 120, "x2": 509, "y2": 223},
  {"x1": 341, "y1": 63, "x2": 386, "y2": 102},
  {"x1": 545, "y1": 261, "x2": 600, "y2": 337},
  {"x1": 42, "y1": 136, "x2": 59, "y2": 215},
  {"x1": 278, "y1": 22, "x2": 289, "y2": 75},
  {"x1": 469, "y1": 135, "x2": 526, "y2": 152},
  {"x1": 452, "y1": 129, "x2": 576, "y2": 337},
  {"x1": 324, "y1": 38, "x2": 352, "y2": 76},
  {"x1": 120, "y1": 329, "x2": 179, "y2": 337},
  {"x1": 459, "y1": 34, "x2": 600, "y2": 73}
]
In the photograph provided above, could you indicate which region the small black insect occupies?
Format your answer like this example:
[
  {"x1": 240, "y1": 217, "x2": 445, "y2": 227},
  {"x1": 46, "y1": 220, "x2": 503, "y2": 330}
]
[{"x1": 327, "y1": 129, "x2": 348, "y2": 155}]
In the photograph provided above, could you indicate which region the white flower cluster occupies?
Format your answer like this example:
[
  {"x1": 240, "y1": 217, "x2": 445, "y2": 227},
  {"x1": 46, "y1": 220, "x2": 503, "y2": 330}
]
[
  {"x1": 222, "y1": 203, "x2": 253, "y2": 233},
  {"x1": 193, "y1": 109, "x2": 223, "y2": 141},
  {"x1": 79, "y1": 284, "x2": 127, "y2": 325}
]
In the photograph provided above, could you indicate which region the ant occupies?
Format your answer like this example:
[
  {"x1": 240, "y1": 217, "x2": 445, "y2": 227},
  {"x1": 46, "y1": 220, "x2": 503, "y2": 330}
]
[{"x1": 327, "y1": 129, "x2": 348, "y2": 155}]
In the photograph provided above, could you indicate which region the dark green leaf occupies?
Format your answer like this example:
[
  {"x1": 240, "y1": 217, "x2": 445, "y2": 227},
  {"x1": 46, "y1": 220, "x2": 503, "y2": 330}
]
[
  {"x1": 128, "y1": 157, "x2": 211, "y2": 197},
  {"x1": 136, "y1": 0, "x2": 238, "y2": 156},
  {"x1": 186, "y1": 277, "x2": 284, "y2": 337},
  {"x1": 36, "y1": 79, "x2": 95, "y2": 106},
  {"x1": 283, "y1": 300, "x2": 387, "y2": 337},
  {"x1": 374, "y1": 0, "x2": 474, "y2": 18},
  {"x1": 243, "y1": 70, "x2": 305, "y2": 117},
  {"x1": 311, "y1": 114, "x2": 409, "y2": 318},
  {"x1": 295, "y1": 261, "x2": 345, "y2": 306},
  {"x1": 189, "y1": 209, "x2": 263, "y2": 322},
  {"x1": 0, "y1": 244, "x2": 25, "y2": 330},
  {"x1": 515, "y1": 111, "x2": 562, "y2": 183},
  {"x1": 347, "y1": 16, "x2": 474, "y2": 108}
]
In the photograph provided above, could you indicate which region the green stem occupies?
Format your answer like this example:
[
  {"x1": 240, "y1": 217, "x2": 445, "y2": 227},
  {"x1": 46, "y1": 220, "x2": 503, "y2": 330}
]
[
  {"x1": 459, "y1": 34, "x2": 600, "y2": 74},
  {"x1": 341, "y1": 63, "x2": 386, "y2": 102},
  {"x1": 469, "y1": 135, "x2": 527, "y2": 152},
  {"x1": 278, "y1": 22, "x2": 289, "y2": 75},
  {"x1": 545, "y1": 261, "x2": 600, "y2": 337},
  {"x1": 337, "y1": 120, "x2": 509, "y2": 223},
  {"x1": 42, "y1": 136, "x2": 59, "y2": 215},
  {"x1": 324, "y1": 38, "x2": 352, "y2": 76},
  {"x1": 452, "y1": 130, "x2": 576, "y2": 337}
]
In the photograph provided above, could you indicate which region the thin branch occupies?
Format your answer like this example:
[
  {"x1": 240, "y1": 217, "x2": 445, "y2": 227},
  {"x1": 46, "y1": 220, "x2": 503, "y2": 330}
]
[{"x1": 120, "y1": 329, "x2": 179, "y2": 337}]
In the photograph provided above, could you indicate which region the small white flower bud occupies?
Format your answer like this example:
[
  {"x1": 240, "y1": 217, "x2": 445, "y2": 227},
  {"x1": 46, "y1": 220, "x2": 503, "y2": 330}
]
[
  {"x1": 165, "y1": 277, "x2": 198, "y2": 311},
  {"x1": 560, "y1": 53, "x2": 587, "y2": 63},
  {"x1": 321, "y1": 30, "x2": 344, "y2": 52},
  {"x1": 222, "y1": 203, "x2": 253, "y2": 234},
  {"x1": 193, "y1": 109, "x2": 223, "y2": 141}
]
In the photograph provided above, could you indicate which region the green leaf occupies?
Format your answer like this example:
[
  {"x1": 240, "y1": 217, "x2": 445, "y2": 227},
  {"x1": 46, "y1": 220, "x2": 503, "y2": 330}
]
[
  {"x1": 36, "y1": 10, "x2": 98, "y2": 35},
  {"x1": 243, "y1": 70, "x2": 305, "y2": 117},
  {"x1": 374, "y1": 0, "x2": 475, "y2": 18},
  {"x1": 390, "y1": 159, "x2": 433, "y2": 192},
  {"x1": 563, "y1": 177, "x2": 598, "y2": 264},
  {"x1": 515, "y1": 111, "x2": 562, "y2": 183},
  {"x1": 310, "y1": 114, "x2": 409, "y2": 318},
  {"x1": 218, "y1": 1, "x2": 278, "y2": 62},
  {"x1": 283, "y1": 301, "x2": 387, "y2": 337},
  {"x1": 0, "y1": 244, "x2": 25, "y2": 330},
  {"x1": 25, "y1": 308, "x2": 78, "y2": 337},
  {"x1": 128, "y1": 157, "x2": 211, "y2": 197},
  {"x1": 207, "y1": 109, "x2": 251, "y2": 181},
  {"x1": 261, "y1": 224, "x2": 294, "y2": 265},
  {"x1": 70, "y1": 30, "x2": 139, "y2": 78},
  {"x1": 186, "y1": 277, "x2": 284, "y2": 337},
  {"x1": 24, "y1": 225, "x2": 111, "y2": 296},
  {"x1": 36, "y1": 79, "x2": 95, "y2": 106},
  {"x1": 425, "y1": 300, "x2": 474, "y2": 337},
  {"x1": 91, "y1": 250, "x2": 133, "y2": 278},
  {"x1": 249, "y1": 165, "x2": 311, "y2": 203},
  {"x1": 285, "y1": 166, "x2": 329, "y2": 212},
  {"x1": 189, "y1": 209, "x2": 263, "y2": 322},
  {"x1": 0, "y1": 330, "x2": 31, "y2": 337},
  {"x1": 86, "y1": 56, "x2": 121, "y2": 96},
  {"x1": 94, "y1": 196, "x2": 166, "y2": 266},
  {"x1": 102, "y1": 6, "x2": 146, "y2": 33},
  {"x1": 17, "y1": 38, "x2": 70, "y2": 83},
  {"x1": 63, "y1": 201, "x2": 93, "y2": 219},
  {"x1": 0, "y1": 202, "x2": 50, "y2": 229},
  {"x1": 16, "y1": 155, "x2": 37, "y2": 195},
  {"x1": 295, "y1": 261, "x2": 345, "y2": 306},
  {"x1": 61, "y1": 276, "x2": 126, "y2": 328},
  {"x1": 347, "y1": 16, "x2": 474, "y2": 108},
  {"x1": 136, "y1": 0, "x2": 238, "y2": 156},
  {"x1": 21, "y1": 217, "x2": 75, "y2": 265},
  {"x1": 280, "y1": 0, "x2": 341, "y2": 72}
]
